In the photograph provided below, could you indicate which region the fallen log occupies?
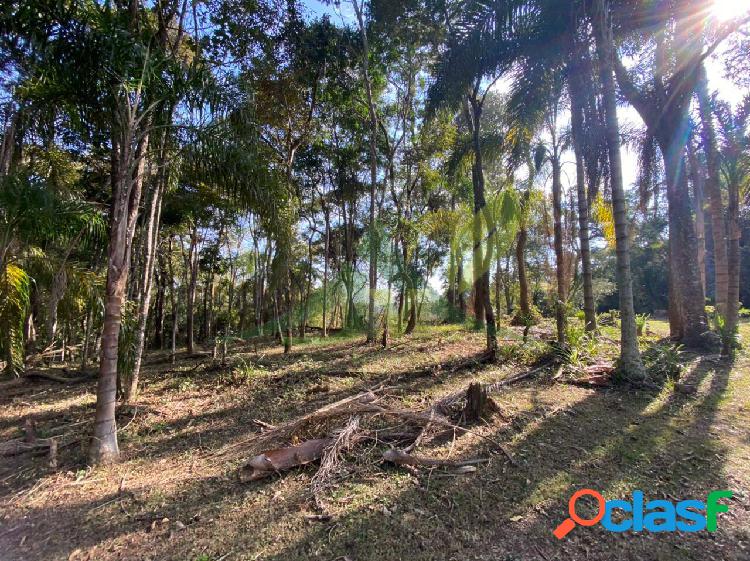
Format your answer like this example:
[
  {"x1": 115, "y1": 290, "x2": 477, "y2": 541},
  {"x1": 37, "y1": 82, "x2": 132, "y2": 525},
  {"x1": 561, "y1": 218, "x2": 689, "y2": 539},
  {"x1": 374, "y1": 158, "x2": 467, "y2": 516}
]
[
  {"x1": 23, "y1": 370, "x2": 94, "y2": 384},
  {"x1": 240, "y1": 438, "x2": 333, "y2": 482},
  {"x1": 0, "y1": 438, "x2": 53, "y2": 456},
  {"x1": 566, "y1": 374, "x2": 612, "y2": 387}
]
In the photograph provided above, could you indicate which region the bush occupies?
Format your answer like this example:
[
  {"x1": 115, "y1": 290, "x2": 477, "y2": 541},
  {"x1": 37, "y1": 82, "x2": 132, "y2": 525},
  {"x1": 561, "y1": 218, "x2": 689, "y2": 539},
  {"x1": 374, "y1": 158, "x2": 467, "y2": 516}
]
[
  {"x1": 635, "y1": 313, "x2": 649, "y2": 336},
  {"x1": 223, "y1": 360, "x2": 268, "y2": 385},
  {"x1": 713, "y1": 313, "x2": 739, "y2": 355},
  {"x1": 642, "y1": 343, "x2": 683, "y2": 383}
]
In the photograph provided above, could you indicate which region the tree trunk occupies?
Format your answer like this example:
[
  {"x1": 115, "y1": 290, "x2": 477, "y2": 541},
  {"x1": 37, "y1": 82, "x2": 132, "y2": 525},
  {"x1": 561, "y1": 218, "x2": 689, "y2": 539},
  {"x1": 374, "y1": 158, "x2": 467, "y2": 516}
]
[
  {"x1": 300, "y1": 235, "x2": 313, "y2": 339},
  {"x1": 168, "y1": 236, "x2": 178, "y2": 364},
  {"x1": 725, "y1": 170, "x2": 740, "y2": 354},
  {"x1": 154, "y1": 249, "x2": 166, "y2": 349},
  {"x1": 661, "y1": 142, "x2": 708, "y2": 345},
  {"x1": 551, "y1": 147, "x2": 567, "y2": 345},
  {"x1": 352, "y1": 0, "x2": 378, "y2": 344},
  {"x1": 90, "y1": 126, "x2": 147, "y2": 465},
  {"x1": 504, "y1": 251, "x2": 514, "y2": 315},
  {"x1": 592, "y1": 0, "x2": 644, "y2": 379},
  {"x1": 322, "y1": 204, "x2": 330, "y2": 338},
  {"x1": 696, "y1": 64, "x2": 728, "y2": 318},
  {"x1": 688, "y1": 137, "x2": 707, "y2": 301},
  {"x1": 516, "y1": 226, "x2": 531, "y2": 321},
  {"x1": 81, "y1": 302, "x2": 93, "y2": 370},
  {"x1": 186, "y1": 225, "x2": 199, "y2": 354},
  {"x1": 457, "y1": 254, "x2": 466, "y2": 320},
  {"x1": 494, "y1": 254, "x2": 502, "y2": 320},
  {"x1": 569, "y1": 65, "x2": 597, "y2": 332},
  {"x1": 126, "y1": 165, "x2": 165, "y2": 401},
  {"x1": 465, "y1": 93, "x2": 497, "y2": 355}
]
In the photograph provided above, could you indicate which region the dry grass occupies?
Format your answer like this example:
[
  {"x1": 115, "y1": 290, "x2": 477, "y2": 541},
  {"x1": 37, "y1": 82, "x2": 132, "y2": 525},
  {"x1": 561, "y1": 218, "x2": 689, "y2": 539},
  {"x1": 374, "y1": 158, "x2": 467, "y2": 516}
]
[{"x1": 0, "y1": 320, "x2": 749, "y2": 561}]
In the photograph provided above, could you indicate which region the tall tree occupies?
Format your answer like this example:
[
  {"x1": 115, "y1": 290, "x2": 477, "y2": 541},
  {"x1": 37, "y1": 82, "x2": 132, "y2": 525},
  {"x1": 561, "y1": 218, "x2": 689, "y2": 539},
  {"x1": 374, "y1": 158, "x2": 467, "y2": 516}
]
[{"x1": 592, "y1": 0, "x2": 645, "y2": 379}]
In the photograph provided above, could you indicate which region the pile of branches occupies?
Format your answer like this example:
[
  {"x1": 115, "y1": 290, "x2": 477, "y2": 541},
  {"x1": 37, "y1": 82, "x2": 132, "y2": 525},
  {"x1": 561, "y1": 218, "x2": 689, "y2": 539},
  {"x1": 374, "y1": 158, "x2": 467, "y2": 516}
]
[{"x1": 216, "y1": 366, "x2": 545, "y2": 505}]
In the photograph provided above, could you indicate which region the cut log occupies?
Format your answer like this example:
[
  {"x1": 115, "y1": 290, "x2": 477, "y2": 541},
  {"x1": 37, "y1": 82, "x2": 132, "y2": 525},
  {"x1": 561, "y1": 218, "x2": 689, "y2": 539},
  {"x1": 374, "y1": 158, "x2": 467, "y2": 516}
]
[
  {"x1": 23, "y1": 370, "x2": 94, "y2": 384},
  {"x1": 240, "y1": 438, "x2": 333, "y2": 482},
  {"x1": 0, "y1": 438, "x2": 53, "y2": 456}
]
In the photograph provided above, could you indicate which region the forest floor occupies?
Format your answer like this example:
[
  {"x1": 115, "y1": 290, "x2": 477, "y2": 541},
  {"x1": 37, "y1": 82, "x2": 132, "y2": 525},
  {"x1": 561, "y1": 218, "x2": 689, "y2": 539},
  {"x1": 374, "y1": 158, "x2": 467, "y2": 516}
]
[{"x1": 1, "y1": 318, "x2": 749, "y2": 561}]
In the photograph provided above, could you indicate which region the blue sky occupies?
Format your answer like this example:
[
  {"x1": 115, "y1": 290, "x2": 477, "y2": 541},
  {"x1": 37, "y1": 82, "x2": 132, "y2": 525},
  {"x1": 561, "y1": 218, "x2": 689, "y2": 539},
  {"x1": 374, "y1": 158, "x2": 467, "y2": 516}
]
[{"x1": 301, "y1": 0, "x2": 354, "y2": 22}]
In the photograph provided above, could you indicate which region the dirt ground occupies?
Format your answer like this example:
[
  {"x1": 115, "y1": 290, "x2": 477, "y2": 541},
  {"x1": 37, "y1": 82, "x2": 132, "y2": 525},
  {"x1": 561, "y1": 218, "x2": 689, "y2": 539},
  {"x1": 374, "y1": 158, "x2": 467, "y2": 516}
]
[{"x1": 1, "y1": 320, "x2": 749, "y2": 561}]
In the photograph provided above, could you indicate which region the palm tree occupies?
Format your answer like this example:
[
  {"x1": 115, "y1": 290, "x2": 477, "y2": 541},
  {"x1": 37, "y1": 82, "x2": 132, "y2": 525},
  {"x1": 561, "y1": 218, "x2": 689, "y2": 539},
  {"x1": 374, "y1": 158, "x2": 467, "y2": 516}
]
[
  {"x1": 715, "y1": 95, "x2": 749, "y2": 352},
  {"x1": 696, "y1": 64, "x2": 729, "y2": 319},
  {"x1": 591, "y1": 0, "x2": 645, "y2": 379},
  {"x1": 610, "y1": 1, "x2": 719, "y2": 346}
]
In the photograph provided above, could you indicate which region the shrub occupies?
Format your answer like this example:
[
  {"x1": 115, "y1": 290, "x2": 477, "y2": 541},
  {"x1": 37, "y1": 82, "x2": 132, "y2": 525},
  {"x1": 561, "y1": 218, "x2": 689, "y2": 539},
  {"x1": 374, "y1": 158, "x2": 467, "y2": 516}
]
[
  {"x1": 642, "y1": 343, "x2": 683, "y2": 383},
  {"x1": 713, "y1": 313, "x2": 739, "y2": 355},
  {"x1": 635, "y1": 313, "x2": 649, "y2": 336}
]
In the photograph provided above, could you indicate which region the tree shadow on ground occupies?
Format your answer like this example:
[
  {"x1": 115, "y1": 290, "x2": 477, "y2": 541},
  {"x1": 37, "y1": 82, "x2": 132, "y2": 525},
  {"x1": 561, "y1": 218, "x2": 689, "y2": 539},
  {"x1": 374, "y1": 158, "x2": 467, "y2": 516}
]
[
  {"x1": 2, "y1": 342, "x2": 747, "y2": 561},
  {"x1": 244, "y1": 356, "x2": 748, "y2": 561}
]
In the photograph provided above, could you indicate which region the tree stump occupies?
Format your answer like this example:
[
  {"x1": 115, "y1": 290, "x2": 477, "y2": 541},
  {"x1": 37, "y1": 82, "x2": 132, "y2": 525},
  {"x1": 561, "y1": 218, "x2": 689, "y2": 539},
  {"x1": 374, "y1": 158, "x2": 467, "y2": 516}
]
[{"x1": 465, "y1": 382, "x2": 487, "y2": 423}]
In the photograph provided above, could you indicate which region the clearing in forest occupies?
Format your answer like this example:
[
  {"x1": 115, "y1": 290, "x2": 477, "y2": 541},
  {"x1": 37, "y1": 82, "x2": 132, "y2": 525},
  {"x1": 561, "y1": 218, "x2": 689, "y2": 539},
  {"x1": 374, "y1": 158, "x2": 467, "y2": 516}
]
[{"x1": 1, "y1": 320, "x2": 749, "y2": 561}]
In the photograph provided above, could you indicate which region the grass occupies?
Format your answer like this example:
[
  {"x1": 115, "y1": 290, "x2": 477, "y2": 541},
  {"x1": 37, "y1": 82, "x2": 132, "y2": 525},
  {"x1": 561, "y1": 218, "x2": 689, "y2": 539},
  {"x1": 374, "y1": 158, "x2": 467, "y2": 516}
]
[{"x1": 0, "y1": 319, "x2": 748, "y2": 560}]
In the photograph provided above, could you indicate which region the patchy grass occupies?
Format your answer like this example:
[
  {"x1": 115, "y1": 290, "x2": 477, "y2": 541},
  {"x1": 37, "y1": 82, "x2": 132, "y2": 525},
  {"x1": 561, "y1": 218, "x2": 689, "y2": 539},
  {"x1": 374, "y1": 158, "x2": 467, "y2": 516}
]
[{"x1": 1, "y1": 320, "x2": 749, "y2": 561}]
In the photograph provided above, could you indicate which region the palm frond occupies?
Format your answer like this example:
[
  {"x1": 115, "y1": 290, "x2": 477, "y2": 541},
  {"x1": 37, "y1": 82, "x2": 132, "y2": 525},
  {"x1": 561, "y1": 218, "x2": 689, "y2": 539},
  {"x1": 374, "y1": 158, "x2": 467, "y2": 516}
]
[{"x1": 0, "y1": 264, "x2": 31, "y2": 375}]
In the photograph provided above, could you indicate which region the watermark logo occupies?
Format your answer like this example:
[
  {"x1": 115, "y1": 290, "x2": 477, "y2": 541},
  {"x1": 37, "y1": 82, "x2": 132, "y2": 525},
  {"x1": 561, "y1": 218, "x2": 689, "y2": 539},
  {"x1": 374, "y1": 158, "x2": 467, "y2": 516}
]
[{"x1": 553, "y1": 489, "x2": 733, "y2": 539}]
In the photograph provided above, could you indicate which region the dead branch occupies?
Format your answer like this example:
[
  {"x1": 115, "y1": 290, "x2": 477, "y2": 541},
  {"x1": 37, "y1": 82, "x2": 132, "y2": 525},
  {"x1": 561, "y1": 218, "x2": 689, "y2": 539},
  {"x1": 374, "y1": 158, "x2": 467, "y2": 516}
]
[
  {"x1": 382, "y1": 449, "x2": 488, "y2": 468},
  {"x1": 251, "y1": 419, "x2": 277, "y2": 431},
  {"x1": 312, "y1": 416, "x2": 365, "y2": 505},
  {"x1": 217, "y1": 390, "x2": 380, "y2": 460}
]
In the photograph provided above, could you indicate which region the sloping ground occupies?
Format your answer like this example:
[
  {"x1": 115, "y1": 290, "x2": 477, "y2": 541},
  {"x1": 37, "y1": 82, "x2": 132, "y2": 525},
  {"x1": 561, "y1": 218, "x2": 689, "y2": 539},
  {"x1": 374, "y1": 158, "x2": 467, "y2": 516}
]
[{"x1": 0, "y1": 321, "x2": 749, "y2": 561}]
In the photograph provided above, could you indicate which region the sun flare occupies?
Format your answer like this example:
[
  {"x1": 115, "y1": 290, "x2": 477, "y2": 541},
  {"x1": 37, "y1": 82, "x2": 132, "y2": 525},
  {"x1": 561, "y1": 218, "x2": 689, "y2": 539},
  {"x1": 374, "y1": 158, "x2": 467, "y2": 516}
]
[{"x1": 711, "y1": 0, "x2": 750, "y2": 22}]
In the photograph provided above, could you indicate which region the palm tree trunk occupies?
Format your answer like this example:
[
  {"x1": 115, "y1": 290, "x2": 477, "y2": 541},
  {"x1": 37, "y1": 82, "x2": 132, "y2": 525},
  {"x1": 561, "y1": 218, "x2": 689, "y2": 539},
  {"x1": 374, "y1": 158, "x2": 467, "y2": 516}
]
[
  {"x1": 569, "y1": 65, "x2": 597, "y2": 332},
  {"x1": 688, "y1": 137, "x2": 707, "y2": 300},
  {"x1": 90, "y1": 127, "x2": 147, "y2": 465},
  {"x1": 661, "y1": 143, "x2": 708, "y2": 345},
  {"x1": 465, "y1": 92, "x2": 497, "y2": 354},
  {"x1": 186, "y1": 225, "x2": 199, "y2": 354},
  {"x1": 127, "y1": 166, "x2": 165, "y2": 401},
  {"x1": 726, "y1": 172, "x2": 741, "y2": 353},
  {"x1": 352, "y1": 0, "x2": 378, "y2": 344},
  {"x1": 696, "y1": 64, "x2": 728, "y2": 318},
  {"x1": 592, "y1": 0, "x2": 644, "y2": 379},
  {"x1": 551, "y1": 148, "x2": 567, "y2": 345}
]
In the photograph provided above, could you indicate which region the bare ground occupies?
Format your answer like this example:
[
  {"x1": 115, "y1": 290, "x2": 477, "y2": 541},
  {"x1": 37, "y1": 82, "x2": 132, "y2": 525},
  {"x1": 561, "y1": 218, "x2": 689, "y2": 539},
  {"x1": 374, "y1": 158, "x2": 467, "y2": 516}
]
[{"x1": 1, "y1": 320, "x2": 749, "y2": 561}]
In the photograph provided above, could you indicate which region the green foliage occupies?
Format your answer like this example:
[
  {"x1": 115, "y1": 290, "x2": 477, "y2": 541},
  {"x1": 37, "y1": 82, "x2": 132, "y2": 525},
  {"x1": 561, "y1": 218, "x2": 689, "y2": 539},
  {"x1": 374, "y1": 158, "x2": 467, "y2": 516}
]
[
  {"x1": 642, "y1": 343, "x2": 684, "y2": 384},
  {"x1": 635, "y1": 313, "x2": 649, "y2": 336},
  {"x1": 0, "y1": 264, "x2": 31, "y2": 375},
  {"x1": 713, "y1": 313, "x2": 739, "y2": 356},
  {"x1": 117, "y1": 300, "x2": 138, "y2": 388},
  {"x1": 553, "y1": 323, "x2": 596, "y2": 367},
  {"x1": 223, "y1": 360, "x2": 268, "y2": 386}
]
